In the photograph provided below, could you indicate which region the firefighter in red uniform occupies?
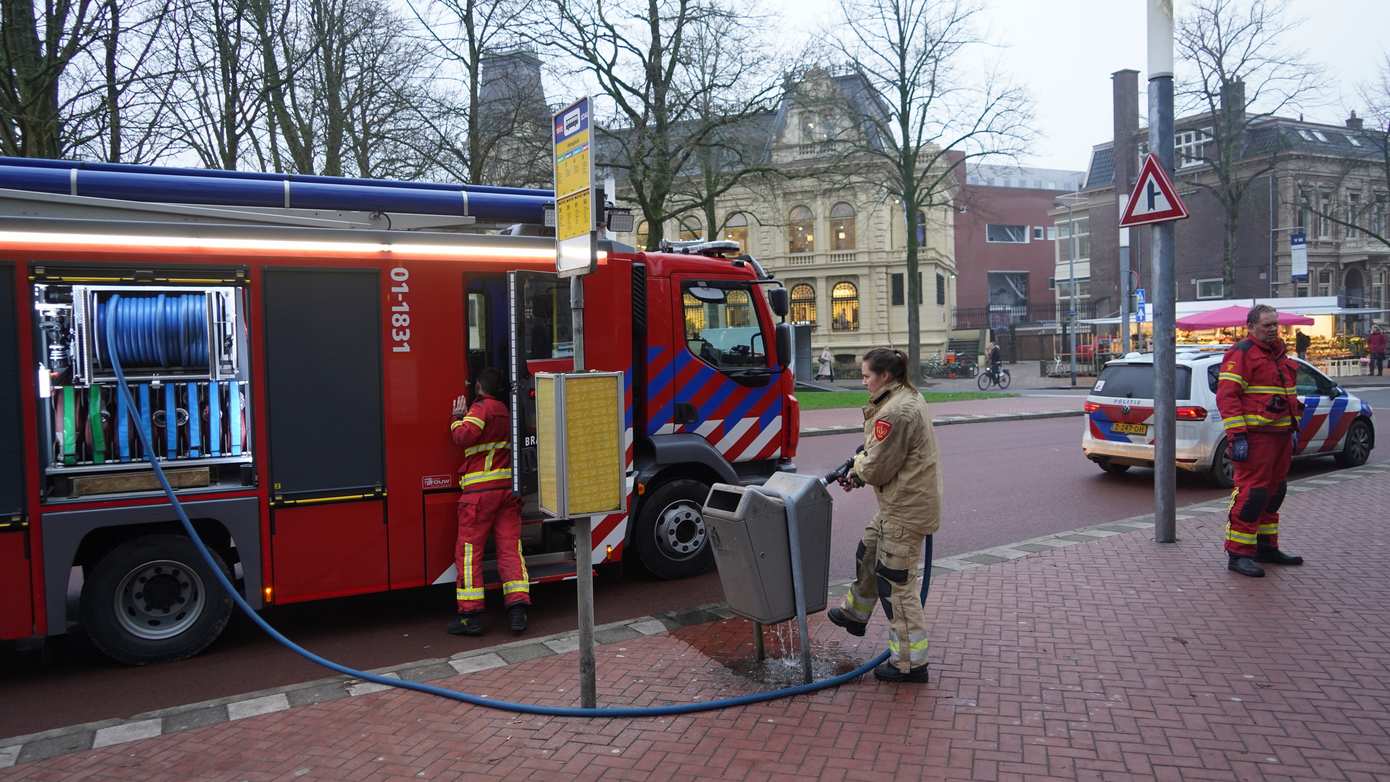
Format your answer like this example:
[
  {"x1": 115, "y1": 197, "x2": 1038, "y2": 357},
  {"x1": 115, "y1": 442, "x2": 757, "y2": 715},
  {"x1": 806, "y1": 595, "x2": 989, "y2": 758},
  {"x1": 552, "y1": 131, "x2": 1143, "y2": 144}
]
[
  {"x1": 447, "y1": 368, "x2": 530, "y2": 635},
  {"x1": 1215, "y1": 304, "x2": 1306, "y2": 577}
]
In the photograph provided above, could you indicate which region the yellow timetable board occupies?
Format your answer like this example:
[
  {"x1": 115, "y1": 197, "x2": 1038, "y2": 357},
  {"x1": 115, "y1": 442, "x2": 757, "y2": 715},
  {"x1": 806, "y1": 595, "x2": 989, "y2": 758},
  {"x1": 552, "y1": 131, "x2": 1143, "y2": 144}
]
[
  {"x1": 534, "y1": 371, "x2": 626, "y2": 518},
  {"x1": 556, "y1": 189, "x2": 592, "y2": 243}
]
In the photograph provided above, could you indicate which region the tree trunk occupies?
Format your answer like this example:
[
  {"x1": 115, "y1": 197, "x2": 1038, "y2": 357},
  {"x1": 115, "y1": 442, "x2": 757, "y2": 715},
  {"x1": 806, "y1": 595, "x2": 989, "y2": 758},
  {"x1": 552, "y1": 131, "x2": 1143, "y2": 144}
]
[
  {"x1": 1223, "y1": 203, "x2": 1238, "y2": 294},
  {"x1": 104, "y1": 0, "x2": 122, "y2": 161},
  {"x1": 904, "y1": 197, "x2": 922, "y2": 386}
]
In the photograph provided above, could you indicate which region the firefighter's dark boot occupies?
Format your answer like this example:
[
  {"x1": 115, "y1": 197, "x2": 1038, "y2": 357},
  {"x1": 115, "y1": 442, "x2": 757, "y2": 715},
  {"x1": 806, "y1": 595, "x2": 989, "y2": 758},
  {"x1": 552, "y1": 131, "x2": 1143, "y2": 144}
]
[
  {"x1": 508, "y1": 604, "x2": 528, "y2": 634},
  {"x1": 1228, "y1": 555, "x2": 1265, "y2": 578},
  {"x1": 1256, "y1": 546, "x2": 1304, "y2": 566},
  {"x1": 827, "y1": 607, "x2": 867, "y2": 637},
  {"x1": 873, "y1": 662, "x2": 930, "y2": 683},
  {"x1": 447, "y1": 613, "x2": 484, "y2": 636}
]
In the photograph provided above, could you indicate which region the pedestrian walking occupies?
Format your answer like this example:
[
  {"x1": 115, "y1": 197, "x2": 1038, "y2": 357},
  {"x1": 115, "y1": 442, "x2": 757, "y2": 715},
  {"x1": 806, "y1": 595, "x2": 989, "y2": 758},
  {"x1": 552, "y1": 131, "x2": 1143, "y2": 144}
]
[
  {"x1": 1215, "y1": 305, "x2": 1305, "y2": 578},
  {"x1": 817, "y1": 346, "x2": 834, "y2": 381},
  {"x1": 1369, "y1": 326, "x2": 1386, "y2": 377},
  {"x1": 1295, "y1": 328, "x2": 1310, "y2": 360},
  {"x1": 447, "y1": 368, "x2": 530, "y2": 635},
  {"x1": 826, "y1": 348, "x2": 942, "y2": 682}
]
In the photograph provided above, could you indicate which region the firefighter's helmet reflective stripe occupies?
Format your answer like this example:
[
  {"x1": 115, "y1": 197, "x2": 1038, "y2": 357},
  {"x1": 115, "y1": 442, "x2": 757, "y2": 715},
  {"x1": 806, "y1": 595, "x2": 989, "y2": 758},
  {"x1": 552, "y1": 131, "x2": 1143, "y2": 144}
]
[{"x1": 459, "y1": 468, "x2": 512, "y2": 489}]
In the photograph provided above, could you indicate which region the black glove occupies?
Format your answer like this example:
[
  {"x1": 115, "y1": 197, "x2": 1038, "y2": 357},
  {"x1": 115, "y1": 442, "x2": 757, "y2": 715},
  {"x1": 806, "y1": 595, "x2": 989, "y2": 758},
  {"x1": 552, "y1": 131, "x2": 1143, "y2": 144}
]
[{"x1": 1229, "y1": 434, "x2": 1248, "y2": 462}]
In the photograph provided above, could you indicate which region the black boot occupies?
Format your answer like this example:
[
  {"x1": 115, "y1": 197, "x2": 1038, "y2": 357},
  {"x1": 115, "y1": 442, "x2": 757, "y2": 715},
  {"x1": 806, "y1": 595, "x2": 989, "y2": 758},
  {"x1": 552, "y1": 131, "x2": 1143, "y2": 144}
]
[
  {"x1": 1256, "y1": 547, "x2": 1304, "y2": 566},
  {"x1": 508, "y1": 604, "x2": 528, "y2": 634},
  {"x1": 827, "y1": 607, "x2": 867, "y2": 637},
  {"x1": 1228, "y1": 555, "x2": 1265, "y2": 578},
  {"x1": 873, "y1": 662, "x2": 930, "y2": 683},
  {"x1": 447, "y1": 613, "x2": 484, "y2": 636}
]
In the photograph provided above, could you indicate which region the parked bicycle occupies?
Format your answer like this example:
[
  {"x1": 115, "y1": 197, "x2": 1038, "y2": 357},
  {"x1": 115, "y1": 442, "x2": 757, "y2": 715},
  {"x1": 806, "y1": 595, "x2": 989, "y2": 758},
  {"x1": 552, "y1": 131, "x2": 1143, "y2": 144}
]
[{"x1": 976, "y1": 365, "x2": 1011, "y2": 390}]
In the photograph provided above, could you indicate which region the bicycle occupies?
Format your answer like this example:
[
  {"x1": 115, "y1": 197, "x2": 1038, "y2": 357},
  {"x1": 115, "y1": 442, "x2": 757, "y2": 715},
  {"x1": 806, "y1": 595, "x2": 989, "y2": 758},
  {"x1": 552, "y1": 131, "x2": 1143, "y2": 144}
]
[{"x1": 976, "y1": 365, "x2": 1011, "y2": 390}]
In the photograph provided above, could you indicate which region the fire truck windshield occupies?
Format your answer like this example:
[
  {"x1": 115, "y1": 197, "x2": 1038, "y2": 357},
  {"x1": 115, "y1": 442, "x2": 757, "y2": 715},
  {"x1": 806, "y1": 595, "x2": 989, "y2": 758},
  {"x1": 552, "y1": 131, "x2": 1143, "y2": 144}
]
[{"x1": 682, "y1": 283, "x2": 771, "y2": 372}]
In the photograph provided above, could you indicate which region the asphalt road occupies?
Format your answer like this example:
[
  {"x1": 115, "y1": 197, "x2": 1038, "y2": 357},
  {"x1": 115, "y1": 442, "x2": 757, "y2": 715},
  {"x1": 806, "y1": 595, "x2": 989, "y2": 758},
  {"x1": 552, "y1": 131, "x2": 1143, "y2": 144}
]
[{"x1": 2, "y1": 403, "x2": 1385, "y2": 738}]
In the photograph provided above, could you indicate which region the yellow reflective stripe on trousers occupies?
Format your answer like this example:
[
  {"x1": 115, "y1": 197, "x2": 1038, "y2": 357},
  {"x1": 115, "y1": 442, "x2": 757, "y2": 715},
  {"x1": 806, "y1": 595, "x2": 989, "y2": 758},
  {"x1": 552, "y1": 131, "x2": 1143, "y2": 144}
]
[
  {"x1": 459, "y1": 468, "x2": 512, "y2": 488},
  {"x1": 842, "y1": 589, "x2": 874, "y2": 620},
  {"x1": 887, "y1": 632, "x2": 930, "y2": 665},
  {"x1": 464, "y1": 440, "x2": 509, "y2": 457},
  {"x1": 1226, "y1": 526, "x2": 1257, "y2": 545},
  {"x1": 456, "y1": 587, "x2": 485, "y2": 600},
  {"x1": 1218, "y1": 372, "x2": 1247, "y2": 387},
  {"x1": 1258, "y1": 523, "x2": 1278, "y2": 535},
  {"x1": 502, "y1": 580, "x2": 530, "y2": 595}
]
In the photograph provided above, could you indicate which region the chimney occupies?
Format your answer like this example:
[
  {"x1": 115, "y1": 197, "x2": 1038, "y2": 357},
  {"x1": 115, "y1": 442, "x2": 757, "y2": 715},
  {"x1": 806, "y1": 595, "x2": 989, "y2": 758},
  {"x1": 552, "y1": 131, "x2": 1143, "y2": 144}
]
[
  {"x1": 1112, "y1": 69, "x2": 1140, "y2": 194},
  {"x1": 1346, "y1": 110, "x2": 1364, "y2": 130},
  {"x1": 1220, "y1": 79, "x2": 1246, "y2": 128}
]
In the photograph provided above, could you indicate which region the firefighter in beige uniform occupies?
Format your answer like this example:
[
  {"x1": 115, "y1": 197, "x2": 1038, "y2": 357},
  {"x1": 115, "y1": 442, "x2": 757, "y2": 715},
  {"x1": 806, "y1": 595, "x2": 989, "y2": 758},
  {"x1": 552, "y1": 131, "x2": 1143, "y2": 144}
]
[{"x1": 827, "y1": 348, "x2": 940, "y2": 683}]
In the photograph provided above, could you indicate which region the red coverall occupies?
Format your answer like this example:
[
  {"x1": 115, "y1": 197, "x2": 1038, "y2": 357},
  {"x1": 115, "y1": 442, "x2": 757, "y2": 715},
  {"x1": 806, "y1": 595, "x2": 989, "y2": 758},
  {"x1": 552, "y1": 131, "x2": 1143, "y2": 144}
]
[
  {"x1": 451, "y1": 394, "x2": 529, "y2": 614},
  {"x1": 1214, "y1": 337, "x2": 1303, "y2": 556}
]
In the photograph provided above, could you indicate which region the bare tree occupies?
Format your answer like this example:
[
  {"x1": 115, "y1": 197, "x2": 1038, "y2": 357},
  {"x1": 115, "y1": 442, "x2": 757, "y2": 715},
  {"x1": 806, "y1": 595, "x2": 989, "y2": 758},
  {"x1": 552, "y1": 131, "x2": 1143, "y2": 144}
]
[
  {"x1": 543, "y1": 0, "x2": 783, "y2": 250},
  {"x1": 826, "y1": 0, "x2": 1032, "y2": 382},
  {"x1": 1177, "y1": 0, "x2": 1327, "y2": 293},
  {"x1": 0, "y1": 0, "x2": 102, "y2": 157}
]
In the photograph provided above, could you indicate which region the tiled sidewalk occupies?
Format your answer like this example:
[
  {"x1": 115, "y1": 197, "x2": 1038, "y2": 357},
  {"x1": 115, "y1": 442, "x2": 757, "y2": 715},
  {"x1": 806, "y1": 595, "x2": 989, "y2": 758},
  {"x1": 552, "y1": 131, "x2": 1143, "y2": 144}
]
[{"x1": 4, "y1": 463, "x2": 1389, "y2": 781}]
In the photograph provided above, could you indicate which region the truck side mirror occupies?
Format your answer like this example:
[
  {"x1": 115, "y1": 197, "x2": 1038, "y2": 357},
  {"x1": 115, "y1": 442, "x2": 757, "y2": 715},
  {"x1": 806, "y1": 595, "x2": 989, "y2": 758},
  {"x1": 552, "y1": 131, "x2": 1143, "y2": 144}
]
[
  {"x1": 767, "y1": 287, "x2": 789, "y2": 319},
  {"x1": 776, "y1": 322, "x2": 793, "y2": 371}
]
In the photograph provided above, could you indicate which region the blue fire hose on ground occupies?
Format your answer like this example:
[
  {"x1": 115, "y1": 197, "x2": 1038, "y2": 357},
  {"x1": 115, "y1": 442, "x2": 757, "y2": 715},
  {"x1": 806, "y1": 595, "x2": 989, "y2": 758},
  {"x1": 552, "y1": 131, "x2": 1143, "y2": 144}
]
[{"x1": 104, "y1": 294, "x2": 892, "y2": 717}]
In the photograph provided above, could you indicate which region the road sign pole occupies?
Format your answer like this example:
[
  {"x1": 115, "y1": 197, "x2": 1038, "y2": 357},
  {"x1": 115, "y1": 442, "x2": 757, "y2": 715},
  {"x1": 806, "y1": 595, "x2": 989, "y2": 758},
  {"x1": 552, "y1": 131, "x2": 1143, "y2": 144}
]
[
  {"x1": 1120, "y1": 224, "x2": 1131, "y2": 354},
  {"x1": 1149, "y1": 0, "x2": 1177, "y2": 544},
  {"x1": 570, "y1": 275, "x2": 596, "y2": 708}
]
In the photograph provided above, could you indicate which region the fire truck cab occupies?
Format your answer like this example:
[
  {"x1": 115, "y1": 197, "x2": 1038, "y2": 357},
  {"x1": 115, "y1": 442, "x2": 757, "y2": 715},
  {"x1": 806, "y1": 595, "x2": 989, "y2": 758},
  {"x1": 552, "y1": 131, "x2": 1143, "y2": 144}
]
[{"x1": 0, "y1": 158, "x2": 798, "y2": 664}]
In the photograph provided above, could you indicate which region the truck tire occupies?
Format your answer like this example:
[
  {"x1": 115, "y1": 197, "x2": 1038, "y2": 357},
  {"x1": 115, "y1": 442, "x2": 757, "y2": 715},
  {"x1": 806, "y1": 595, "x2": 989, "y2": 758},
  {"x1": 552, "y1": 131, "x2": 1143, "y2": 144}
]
[
  {"x1": 80, "y1": 534, "x2": 234, "y2": 665},
  {"x1": 633, "y1": 479, "x2": 714, "y2": 580},
  {"x1": 1335, "y1": 419, "x2": 1373, "y2": 468}
]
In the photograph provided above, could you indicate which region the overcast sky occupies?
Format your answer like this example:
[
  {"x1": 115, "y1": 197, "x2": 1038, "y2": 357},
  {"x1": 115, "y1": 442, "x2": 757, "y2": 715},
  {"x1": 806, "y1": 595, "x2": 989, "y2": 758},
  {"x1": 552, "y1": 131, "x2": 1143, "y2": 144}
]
[{"x1": 763, "y1": 0, "x2": 1389, "y2": 173}]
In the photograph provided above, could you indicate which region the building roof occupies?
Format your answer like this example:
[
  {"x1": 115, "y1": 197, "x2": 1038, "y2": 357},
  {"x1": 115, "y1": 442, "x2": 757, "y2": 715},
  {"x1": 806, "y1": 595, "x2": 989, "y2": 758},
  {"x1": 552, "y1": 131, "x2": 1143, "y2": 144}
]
[
  {"x1": 966, "y1": 163, "x2": 1085, "y2": 192},
  {"x1": 1083, "y1": 114, "x2": 1383, "y2": 191}
]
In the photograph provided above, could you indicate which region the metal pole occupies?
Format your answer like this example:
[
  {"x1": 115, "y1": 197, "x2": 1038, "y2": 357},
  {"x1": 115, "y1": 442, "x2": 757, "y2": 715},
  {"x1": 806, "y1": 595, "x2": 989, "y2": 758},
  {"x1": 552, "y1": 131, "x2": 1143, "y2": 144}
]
[
  {"x1": 571, "y1": 274, "x2": 597, "y2": 706},
  {"x1": 1120, "y1": 223, "x2": 1132, "y2": 354},
  {"x1": 1068, "y1": 197, "x2": 1078, "y2": 385},
  {"x1": 1149, "y1": 0, "x2": 1177, "y2": 544},
  {"x1": 753, "y1": 621, "x2": 766, "y2": 661}
]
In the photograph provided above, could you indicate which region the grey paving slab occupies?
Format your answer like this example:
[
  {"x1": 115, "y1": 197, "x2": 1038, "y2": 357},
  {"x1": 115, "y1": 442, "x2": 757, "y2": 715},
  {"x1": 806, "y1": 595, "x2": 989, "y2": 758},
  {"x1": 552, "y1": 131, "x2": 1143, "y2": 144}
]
[
  {"x1": 497, "y1": 642, "x2": 553, "y2": 665},
  {"x1": 17, "y1": 732, "x2": 92, "y2": 764},
  {"x1": 543, "y1": 636, "x2": 580, "y2": 654},
  {"x1": 162, "y1": 705, "x2": 228, "y2": 734},
  {"x1": 398, "y1": 662, "x2": 457, "y2": 683},
  {"x1": 0, "y1": 745, "x2": 18, "y2": 769},
  {"x1": 92, "y1": 719, "x2": 161, "y2": 749},
  {"x1": 1012, "y1": 542, "x2": 1059, "y2": 553},
  {"x1": 449, "y1": 653, "x2": 507, "y2": 675},
  {"x1": 286, "y1": 683, "x2": 350, "y2": 709},
  {"x1": 627, "y1": 619, "x2": 668, "y2": 636},
  {"x1": 227, "y1": 693, "x2": 290, "y2": 721},
  {"x1": 594, "y1": 625, "x2": 643, "y2": 644},
  {"x1": 962, "y1": 553, "x2": 1009, "y2": 565}
]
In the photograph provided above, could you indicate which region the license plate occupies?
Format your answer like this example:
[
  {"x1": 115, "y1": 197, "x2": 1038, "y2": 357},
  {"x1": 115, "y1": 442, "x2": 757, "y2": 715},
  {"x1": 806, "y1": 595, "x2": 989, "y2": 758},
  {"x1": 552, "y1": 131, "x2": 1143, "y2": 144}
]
[{"x1": 1112, "y1": 422, "x2": 1148, "y2": 435}]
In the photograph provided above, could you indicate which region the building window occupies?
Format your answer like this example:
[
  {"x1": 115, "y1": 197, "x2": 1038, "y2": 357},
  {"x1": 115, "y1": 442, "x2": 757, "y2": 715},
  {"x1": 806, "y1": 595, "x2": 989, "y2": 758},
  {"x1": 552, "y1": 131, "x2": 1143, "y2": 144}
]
[
  {"x1": 1057, "y1": 215, "x2": 1090, "y2": 263},
  {"x1": 829, "y1": 202, "x2": 856, "y2": 250},
  {"x1": 635, "y1": 220, "x2": 649, "y2": 250},
  {"x1": 1296, "y1": 284, "x2": 1309, "y2": 298},
  {"x1": 788, "y1": 206, "x2": 814, "y2": 253},
  {"x1": 1046, "y1": 226, "x2": 1057, "y2": 240},
  {"x1": 935, "y1": 273, "x2": 946, "y2": 306},
  {"x1": 986, "y1": 223, "x2": 1028, "y2": 243},
  {"x1": 1056, "y1": 279, "x2": 1091, "y2": 300},
  {"x1": 1316, "y1": 191, "x2": 1333, "y2": 238},
  {"x1": 1373, "y1": 193, "x2": 1387, "y2": 238},
  {"x1": 1176, "y1": 127, "x2": 1210, "y2": 167},
  {"x1": 724, "y1": 289, "x2": 755, "y2": 327},
  {"x1": 789, "y1": 283, "x2": 816, "y2": 325},
  {"x1": 1195, "y1": 278, "x2": 1224, "y2": 299},
  {"x1": 678, "y1": 216, "x2": 702, "y2": 241},
  {"x1": 890, "y1": 274, "x2": 904, "y2": 306},
  {"x1": 1032, "y1": 226, "x2": 1045, "y2": 240},
  {"x1": 1295, "y1": 188, "x2": 1310, "y2": 230},
  {"x1": 1317, "y1": 267, "x2": 1332, "y2": 296},
  {"x1": 916, "y1": 210, "x2": 926, "y2": 244},
  {"x1": 1346, "y1": 192, "x2": 1361, "y2": 240},
  {"x1": 724, "y1": 212, "x2": 750, "y2": 250},
  {"x1": 831, "y1": 282, "x2": 859, "y2": 331}
]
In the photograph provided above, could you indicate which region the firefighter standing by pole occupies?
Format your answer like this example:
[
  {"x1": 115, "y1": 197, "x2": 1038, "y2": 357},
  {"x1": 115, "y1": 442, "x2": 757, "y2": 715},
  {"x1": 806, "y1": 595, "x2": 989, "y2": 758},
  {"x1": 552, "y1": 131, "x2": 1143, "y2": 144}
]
[
  {"x1": 1216, "y1": 304, "x2": 1306, "y2": 577},
  {"x1": 825, "y1": 348, "x2": 941, "y2": 682},
  {"x1": 447, "y1": 368, "x2": 530, "y2": 635}
]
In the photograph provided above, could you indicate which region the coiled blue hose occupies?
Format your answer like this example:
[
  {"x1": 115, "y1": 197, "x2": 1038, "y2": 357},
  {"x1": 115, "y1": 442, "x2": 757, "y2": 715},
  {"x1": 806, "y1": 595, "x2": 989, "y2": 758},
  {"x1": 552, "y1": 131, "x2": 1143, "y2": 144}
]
[
  {"x1": 104, "y1": 293, "x2": 889, "y2": 717},
  {"x1": 100, "y1": 293, "x2": 207, "y2": 369}
]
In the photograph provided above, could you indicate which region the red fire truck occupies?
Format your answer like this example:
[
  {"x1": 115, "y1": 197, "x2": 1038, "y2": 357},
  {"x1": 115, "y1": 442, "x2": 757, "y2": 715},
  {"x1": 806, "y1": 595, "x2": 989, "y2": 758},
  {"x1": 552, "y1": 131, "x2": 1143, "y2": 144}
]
[{"x1": 0, "y1": 158, "x2": 798, "y2": 664}]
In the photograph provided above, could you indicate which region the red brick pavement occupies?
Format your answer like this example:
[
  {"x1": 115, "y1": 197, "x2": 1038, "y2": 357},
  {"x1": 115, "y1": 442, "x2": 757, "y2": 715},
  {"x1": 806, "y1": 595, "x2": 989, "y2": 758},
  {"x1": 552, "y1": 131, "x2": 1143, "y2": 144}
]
[{"x1": 5, "y1": 470, "x2": 1389, "y2": 781}]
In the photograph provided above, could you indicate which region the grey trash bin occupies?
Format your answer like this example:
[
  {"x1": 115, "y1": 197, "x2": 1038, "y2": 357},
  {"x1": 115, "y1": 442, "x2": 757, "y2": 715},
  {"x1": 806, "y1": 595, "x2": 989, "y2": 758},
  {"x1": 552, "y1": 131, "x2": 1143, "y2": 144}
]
[{"x1": 701, "y1": 472, "x2": 833, "y2": 625}]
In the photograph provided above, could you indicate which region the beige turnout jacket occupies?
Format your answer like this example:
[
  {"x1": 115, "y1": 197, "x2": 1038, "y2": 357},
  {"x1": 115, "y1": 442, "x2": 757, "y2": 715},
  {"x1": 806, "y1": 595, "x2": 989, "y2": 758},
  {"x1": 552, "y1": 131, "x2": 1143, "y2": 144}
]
[{"x1": 851, "y1": 382, "x2": 943, "y2": 536}]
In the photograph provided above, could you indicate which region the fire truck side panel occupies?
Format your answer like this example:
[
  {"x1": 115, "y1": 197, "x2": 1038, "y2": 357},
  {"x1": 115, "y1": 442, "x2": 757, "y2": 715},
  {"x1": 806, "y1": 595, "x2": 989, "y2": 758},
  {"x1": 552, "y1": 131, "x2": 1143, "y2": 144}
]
[
  {"x1": 0, "y1": 261, "x2": 35, "y2": 639},
  {"x1": 269, "y1": 503, "x2": 388, "y2": 602}
]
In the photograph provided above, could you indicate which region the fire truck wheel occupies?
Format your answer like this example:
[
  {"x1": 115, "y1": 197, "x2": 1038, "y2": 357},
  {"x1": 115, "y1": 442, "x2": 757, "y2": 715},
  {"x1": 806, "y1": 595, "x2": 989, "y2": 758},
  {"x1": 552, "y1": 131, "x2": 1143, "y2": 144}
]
[
  {"x1": 635, "y1": 479, "x2": 715, "y2": 579},
  {"x1": 80, "y1": 534, "x2": 234, "y2": 665}
]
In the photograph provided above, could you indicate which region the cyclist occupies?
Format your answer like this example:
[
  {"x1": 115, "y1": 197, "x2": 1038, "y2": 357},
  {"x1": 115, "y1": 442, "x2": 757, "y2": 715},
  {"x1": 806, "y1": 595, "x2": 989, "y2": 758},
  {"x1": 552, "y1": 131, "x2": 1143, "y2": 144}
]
[{"x1": 988, "y1": 343, "x2": 1002, "y2": 384}]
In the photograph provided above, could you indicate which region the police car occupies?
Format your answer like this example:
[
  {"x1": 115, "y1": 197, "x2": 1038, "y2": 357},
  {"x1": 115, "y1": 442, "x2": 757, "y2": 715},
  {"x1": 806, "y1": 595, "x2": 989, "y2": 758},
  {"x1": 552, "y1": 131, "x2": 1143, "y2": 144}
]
[{"x1": 1082, "y1": 349, "x2": 1375, "y2": 487}]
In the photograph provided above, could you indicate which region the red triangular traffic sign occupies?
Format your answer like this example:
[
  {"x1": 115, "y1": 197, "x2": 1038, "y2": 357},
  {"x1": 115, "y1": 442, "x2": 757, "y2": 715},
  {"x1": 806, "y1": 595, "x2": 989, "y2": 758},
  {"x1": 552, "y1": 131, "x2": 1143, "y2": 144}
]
[{"x1": 1119, "y1": 152, "x2": 1189, "y2": 227}]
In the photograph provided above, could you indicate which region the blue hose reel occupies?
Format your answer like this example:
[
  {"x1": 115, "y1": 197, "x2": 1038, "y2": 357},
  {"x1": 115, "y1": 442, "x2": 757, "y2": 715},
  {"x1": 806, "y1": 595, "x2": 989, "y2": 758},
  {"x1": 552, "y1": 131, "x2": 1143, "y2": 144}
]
[{"x1": 98, "y1": 292, "x2": 208, "y2": 369}]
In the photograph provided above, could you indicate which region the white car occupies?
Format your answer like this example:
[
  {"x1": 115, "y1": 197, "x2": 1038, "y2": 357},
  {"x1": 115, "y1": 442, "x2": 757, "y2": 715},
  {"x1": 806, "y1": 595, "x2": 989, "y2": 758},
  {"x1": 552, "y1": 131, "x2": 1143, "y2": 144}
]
[{"x1": 1082, "y1": 349, "x2": 1376, "y2": 487}]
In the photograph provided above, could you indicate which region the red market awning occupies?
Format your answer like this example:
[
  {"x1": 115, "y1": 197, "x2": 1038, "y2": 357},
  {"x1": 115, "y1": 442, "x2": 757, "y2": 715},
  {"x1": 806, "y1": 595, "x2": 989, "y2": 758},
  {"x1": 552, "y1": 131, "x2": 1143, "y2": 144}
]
[{"x1": 1176, "y1": 305, "x2": 1314, "y2": 330}]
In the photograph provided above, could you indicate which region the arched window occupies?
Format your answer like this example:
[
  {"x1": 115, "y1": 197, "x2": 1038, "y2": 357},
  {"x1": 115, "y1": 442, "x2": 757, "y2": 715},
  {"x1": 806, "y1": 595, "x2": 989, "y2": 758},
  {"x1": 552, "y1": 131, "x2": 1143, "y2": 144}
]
[
  {"x1": 915, "y1": 210, "x2": 927, "y2": 244},
  {"x1": 678, "y1": 216, "x2": 703, "y2": 241},
  {"x1": 830, "y1": 202, "x2": 856, "y2": 251},
  {"x1": 723, "y1": 212, "x2": 750, "y2": 250},
  {"x1": 725, "y1": 289, "x2": 754, "y2": 327},
  {"x1": 634, "y1": 220, "x2": 649, "y2": 250},
  {"x1": 790, "y1": 283, "x2": 816, "y2": 325},
  {"x1": 788, "y1": 206, "x2": 814, "y2": 254},
  {"x1": 831, "y1": 281, "x2": 859, "y2": 331}
]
